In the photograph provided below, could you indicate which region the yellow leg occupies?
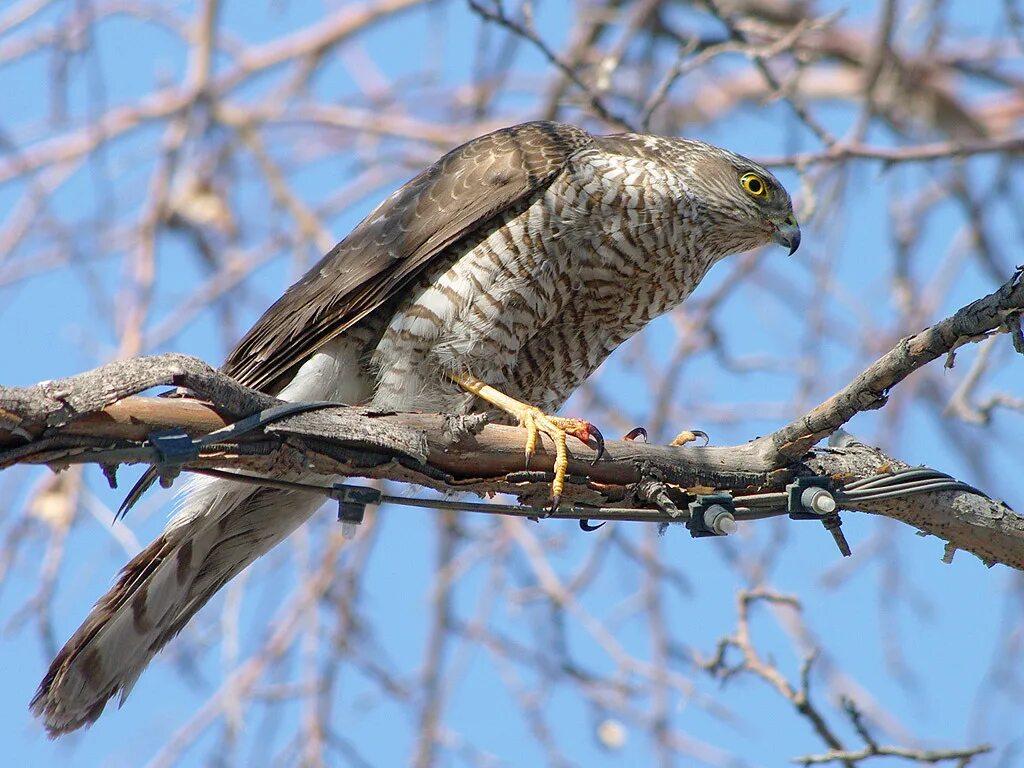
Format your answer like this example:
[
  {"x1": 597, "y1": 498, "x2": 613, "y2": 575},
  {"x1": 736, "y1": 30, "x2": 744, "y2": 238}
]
[{"x1": 453, "y1": 373, "x2": 604, "y2": 509}]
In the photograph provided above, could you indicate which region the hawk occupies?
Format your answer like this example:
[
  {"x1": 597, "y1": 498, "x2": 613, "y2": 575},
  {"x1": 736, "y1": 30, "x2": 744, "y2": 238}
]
[{"x1": 31, "y1": 121, "x2": 799, "y2": 735}]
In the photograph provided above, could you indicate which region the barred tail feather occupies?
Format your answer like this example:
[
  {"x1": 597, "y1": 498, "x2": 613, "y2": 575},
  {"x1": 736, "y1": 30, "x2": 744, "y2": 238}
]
[
  {"x1": 30, "y1": 475, "x2": 325, "y2": 736},
  {"x1": 32, "y1": 337, "x2": 361, "y2": 735}
]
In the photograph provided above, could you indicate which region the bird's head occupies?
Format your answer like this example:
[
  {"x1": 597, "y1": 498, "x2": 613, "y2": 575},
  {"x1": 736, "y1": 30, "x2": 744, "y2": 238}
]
[{"x1": 682, "y1": 143, "x2": 800, "y2": 258}]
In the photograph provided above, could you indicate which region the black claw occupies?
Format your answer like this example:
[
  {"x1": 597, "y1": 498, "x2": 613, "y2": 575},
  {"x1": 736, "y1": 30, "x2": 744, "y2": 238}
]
[
  {"x1": 547, "y1": 495, "x2": 561, "y2": 517},
  {"x1": 116, "y1": 466, "x2": 159, "y2": 523},
  {"x1": 693, "y1": 430, "x2": 710, "y2": 446},
  {"x1": 580, "y1": 519, "x2": 605, "y2": 531},
  {"x1": 624, "y1": 426, "x2": 648, "y2": 442},
  {"x1": 590, "y1": 425, "x2": 606, "y2": 465}
]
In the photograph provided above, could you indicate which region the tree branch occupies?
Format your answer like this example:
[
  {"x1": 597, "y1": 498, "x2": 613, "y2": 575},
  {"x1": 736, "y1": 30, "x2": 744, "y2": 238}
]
[
  {"x1": 2, "y1": 268, "x2": 1022, "y2": 570},
  {"x1": 2, "y1": 294, "x2": 1023, "y2": 568},
  {"x1": 764, "y1": 267, "x2": 1024, "y2": 461}
]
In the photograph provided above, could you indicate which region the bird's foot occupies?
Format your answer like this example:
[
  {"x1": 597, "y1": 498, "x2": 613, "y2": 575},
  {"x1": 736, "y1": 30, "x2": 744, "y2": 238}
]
[
  {"x1": 451, "y1": 373, "x2": 604, "y2": 512},
  {"x1": 623, "y1": 427, "x2": 709, "y2": 446},
  {"x1": 669, "y1": 429, "x2": 710, "y2": 447},
  {"x1": 517, "y1": 408, "x2": 604, "y2": 510}
]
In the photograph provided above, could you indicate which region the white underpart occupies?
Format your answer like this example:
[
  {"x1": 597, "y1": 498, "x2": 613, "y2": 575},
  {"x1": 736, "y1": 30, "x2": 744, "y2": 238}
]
[
  {"x1": 277, "y1": 336, "x2": 373, "y2": 404},
  {"x1": 168, "y1": 336, "x2": 369, "y2": 533}
]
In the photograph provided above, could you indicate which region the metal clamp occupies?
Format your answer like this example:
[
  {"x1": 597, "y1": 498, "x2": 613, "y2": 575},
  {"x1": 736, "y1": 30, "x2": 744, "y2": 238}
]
[
  {"x1": 786, "y1": 476, "x2": 837, "y2": 519},
  {"x1": 128, "y1": 401, "x2": 355, "y2": 502},
  {"x1": 785, "y1": 476, "x2": 850, "y2": 557},
  {"x1": 687, "y1": 493, "x2": 738, "y2": 538},
  {"x1": 148, "y1": 429, "x2": 201, "y2": 487},
  {"x1": 329, "y1": 484, "x2": 382, "y2": 538}
]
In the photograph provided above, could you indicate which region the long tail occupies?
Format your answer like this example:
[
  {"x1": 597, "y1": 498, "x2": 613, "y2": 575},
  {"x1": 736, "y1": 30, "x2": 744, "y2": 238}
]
[{"x1": 30, "y1": 475, "x2": 325, "y2": 736}]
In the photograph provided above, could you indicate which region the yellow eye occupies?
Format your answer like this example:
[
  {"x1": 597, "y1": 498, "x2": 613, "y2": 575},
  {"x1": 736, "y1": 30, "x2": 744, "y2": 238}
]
[{"x1": 741, "y1": 172, "x2": 768, "y2": 198}]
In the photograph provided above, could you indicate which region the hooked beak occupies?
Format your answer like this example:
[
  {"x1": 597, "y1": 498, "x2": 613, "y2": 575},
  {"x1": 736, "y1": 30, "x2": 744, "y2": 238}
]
[{"x1": 772, "y1": 216, "x2": 801, "y2": 255}]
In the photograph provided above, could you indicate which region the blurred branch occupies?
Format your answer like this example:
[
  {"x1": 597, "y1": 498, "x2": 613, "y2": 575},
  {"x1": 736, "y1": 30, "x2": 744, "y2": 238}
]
[
  {"x1": 760, "y1": 133, "x2": 1024, "y2": 168},
  {"x1": 792, "y1": 696, "x2": 991, "y2": 765},
  {"x1": 468, "y1": 0, "x2": 635, "y2": 130},
  {"x1": 702, "y1": 589, "x2": 992, "y2": 768},
  {"x1": 0, "y1": 0, "x2": 427, "y2": 184},
  {"x1": 704, "y1": 0, "x2": 836, "y2": 144}
]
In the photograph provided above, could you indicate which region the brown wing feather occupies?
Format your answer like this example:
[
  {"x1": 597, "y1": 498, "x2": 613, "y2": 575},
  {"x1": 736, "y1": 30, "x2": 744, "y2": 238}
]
[{"x1": 221, "y1": 121, "x2": 594, "y2": 393}]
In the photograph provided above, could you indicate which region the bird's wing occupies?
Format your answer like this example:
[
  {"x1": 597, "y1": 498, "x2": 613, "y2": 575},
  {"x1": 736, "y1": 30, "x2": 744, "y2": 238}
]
[{"x1": 221, "y1": 121, "x2": 594, "y2": 394}]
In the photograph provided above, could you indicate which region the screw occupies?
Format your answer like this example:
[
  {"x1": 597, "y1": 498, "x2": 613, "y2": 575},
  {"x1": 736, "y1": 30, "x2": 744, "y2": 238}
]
[
  {"x1": 704, "y1": 504, "x2": 738, "y2": 535},
  {"x1": 801, "y1": 486, "x2": 837, "y2": 515}
]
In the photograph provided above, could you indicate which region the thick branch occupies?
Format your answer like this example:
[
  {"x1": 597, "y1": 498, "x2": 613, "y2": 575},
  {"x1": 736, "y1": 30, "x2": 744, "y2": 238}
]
[
  {"x1": 1, "y1": 351, "x2": 1022, "y2": 570},
  {"x1": 762, "y1": 269, "x2": 1024, "y2": 462}
]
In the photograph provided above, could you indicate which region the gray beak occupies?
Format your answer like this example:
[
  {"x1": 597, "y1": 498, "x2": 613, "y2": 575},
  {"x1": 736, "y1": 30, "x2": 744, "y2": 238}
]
[{"x1": 772, "y1": 218, "x2": 801, "y2": 255}]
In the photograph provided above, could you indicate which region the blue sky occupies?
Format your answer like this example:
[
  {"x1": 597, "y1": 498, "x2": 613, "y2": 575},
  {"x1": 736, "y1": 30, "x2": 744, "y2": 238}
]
[{"x1": 1, "y1": 1, "x2": 1022, "y2": 766}]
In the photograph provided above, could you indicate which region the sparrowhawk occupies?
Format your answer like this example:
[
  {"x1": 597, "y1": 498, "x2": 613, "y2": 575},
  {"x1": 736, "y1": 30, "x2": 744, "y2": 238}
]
[{"x1": 31, "y1": 121, "x2": 800, "y2": 735}]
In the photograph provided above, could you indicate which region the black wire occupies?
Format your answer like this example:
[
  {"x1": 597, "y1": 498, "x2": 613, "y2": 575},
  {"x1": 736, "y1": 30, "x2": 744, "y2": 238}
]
[
  {"x1": 844, "y1": 467, "x2": 960, "y2": 490},
  {"x1": 193, "y1": 400, "x2": 352, "y2": 449},
  {"x1": 8, "y1": 411, "x2": 987, "y2": 524},
  {"x1": 841, "y1": 480, "x2": 981, "y2": 502}
]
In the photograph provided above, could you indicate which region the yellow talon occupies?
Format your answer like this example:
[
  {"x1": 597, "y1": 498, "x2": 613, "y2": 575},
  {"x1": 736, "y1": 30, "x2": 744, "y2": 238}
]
[
  {"x1": 669, "y1": 429, "x2": 710, "y2": 447},
  {"x1": 452, "y1": 373, "x2": 604, "y2": 510}
]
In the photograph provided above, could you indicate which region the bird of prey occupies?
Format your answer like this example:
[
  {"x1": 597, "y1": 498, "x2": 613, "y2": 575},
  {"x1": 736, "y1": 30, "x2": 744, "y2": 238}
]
[{"x1": 31, "y1": 121, "x2": 799, "y2": 735}]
